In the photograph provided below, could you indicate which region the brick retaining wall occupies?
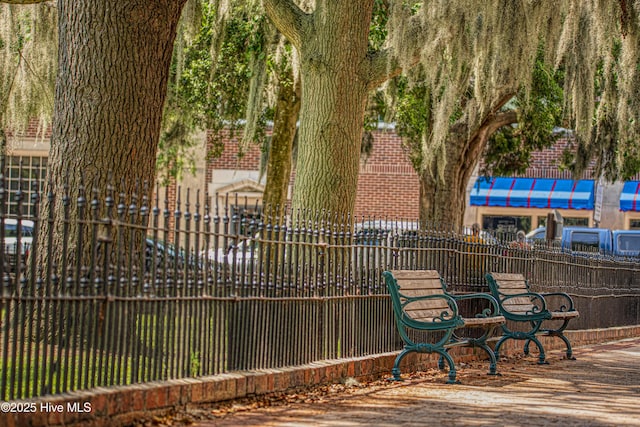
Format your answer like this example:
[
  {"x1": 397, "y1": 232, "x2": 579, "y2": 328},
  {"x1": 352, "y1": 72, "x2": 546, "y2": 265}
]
[{"x1": 2, "y1": 325, "x2": 639, "y2": 427}]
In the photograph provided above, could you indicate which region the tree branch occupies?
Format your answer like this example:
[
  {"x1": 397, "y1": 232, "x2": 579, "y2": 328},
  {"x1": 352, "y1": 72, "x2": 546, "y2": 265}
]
[
  {"x1": 484, "y1": 110, "x2": 518, "y2": 136},
  {"x1": 459, "y1": 98, "x2": 518, "y2": 143},
  {"x1": 366, "y1": 49, "x2": 412, "y2": 90},
  {"x1": 262, "y1": 0, "x2": 309, "y2": 50},
  {"x1": 365, "y1": 14, "x2": 424, "y2": 90}
]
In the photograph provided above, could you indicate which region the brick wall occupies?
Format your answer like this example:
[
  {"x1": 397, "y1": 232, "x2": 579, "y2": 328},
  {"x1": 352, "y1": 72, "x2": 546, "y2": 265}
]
[
  {"x1": 207, "y1": 129, "x2": 420, "y2": 218},
  {"x1": 5, "y1": 119, "x2": 53, "y2": 139},
  {"x1": 355, "y1": 130, "x2": 419, "y2": 218},
  {"x1": 529, "y1": 138, "x2": 572, "y2": 167},
  {"x1": 504, "y1": 137, "x2": 598, "y2": 179},
  {"x1": 207, "y1": 130, "x2": 263, "y2": 172}
]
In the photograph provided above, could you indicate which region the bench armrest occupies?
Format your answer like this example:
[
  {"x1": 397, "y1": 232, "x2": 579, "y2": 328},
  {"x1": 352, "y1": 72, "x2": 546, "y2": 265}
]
[
  {"x1": 539, "y1": 291, "x2": 576, "y2": 312},
  {"x1": 452, "y1": 292, "x2": 502, "y2": 318}
]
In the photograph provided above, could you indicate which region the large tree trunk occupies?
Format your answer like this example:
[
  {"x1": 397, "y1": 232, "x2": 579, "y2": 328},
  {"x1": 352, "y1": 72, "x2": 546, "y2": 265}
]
[
  {"x1": 419, "y1": 131, "x2": 483, "y2": 230},
  {"x1": 269, "y1": 1, "x2": 374, "y2": 216},
  {"x1": 38, "y1": 0, "x2": 186, "y2": 273},
  {"x1": 420, "y1": 110, "x2": 517, "y2": 229},
  {"x1": 291, "y1": 3, "x2": 373, "y2": 216},
  {"x1": 264, "y1": 0, "x2": 420, "y2": 217},
  {"x1": 262, "y1": 67, "x2": 301, "y2": 218}
]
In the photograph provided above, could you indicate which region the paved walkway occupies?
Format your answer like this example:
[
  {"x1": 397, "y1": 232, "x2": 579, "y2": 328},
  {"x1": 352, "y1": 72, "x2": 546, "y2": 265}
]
[{"x1": 188, "y1": 338, "x2": 640, "y2": 426}]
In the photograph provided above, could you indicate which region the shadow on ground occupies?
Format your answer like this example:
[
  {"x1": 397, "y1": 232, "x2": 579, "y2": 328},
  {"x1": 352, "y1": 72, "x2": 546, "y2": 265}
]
[{"x1": 132, "y1": 339, "x2": 640, "y2": 427}]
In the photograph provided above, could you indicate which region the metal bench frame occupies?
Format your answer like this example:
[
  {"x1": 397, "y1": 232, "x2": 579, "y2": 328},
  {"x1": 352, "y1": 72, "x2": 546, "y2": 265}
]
[
  {"x1": 485, "y1": 272, "x2": 580, "y2": 364},
  {"x1": 384, "y1": 270, "x2": 505, "y2": 384}
]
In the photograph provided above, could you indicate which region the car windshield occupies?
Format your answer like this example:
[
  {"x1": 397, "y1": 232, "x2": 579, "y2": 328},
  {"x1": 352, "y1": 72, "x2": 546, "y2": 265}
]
[
  {"x1": 525, "y1": 228, "x2": 546, "y2": 240},
  {"x1": 4, "y1": 222, "x2": 34, "y2": 238},
  {"x1": 617, "y1": 235, "x2": 640, "y2": 252},
  {"x1": 569, "y1": 232, "x2": 601, "y2": 252}
]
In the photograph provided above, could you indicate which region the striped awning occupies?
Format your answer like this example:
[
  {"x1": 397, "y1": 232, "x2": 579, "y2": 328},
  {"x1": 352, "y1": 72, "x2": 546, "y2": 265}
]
[
  {"x1": 470, "y1": 177, "x2": 595, "y2": 210},
  {"x1": 620, "y1": 181, "x2": 640, "y2": 212}
]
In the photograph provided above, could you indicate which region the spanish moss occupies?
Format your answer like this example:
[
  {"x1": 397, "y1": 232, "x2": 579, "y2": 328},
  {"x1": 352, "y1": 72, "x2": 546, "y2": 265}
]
[
  {"x1": 0, "y1": 2, "x2": 56, "y2": 143},
  {"x1": 386, "y1": 0, "x2": 640, "y2": 181}
]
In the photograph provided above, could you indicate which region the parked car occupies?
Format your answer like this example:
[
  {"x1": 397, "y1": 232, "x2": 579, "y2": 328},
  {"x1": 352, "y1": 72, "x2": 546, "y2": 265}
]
[
  {"x1": 612, "y1": 230, "x2": 640, "y2": 258},
  {"x1": 2, "y1": 219, "x2": 34, "y2": 271},
  {"x1": 354, "y1": 220, "x2": 420, "y2": 243},
  {"x1": 526, "y1": 226, "x2": 610, "y2": 254},
  {"x1": 352, "y1": 221, "x2": 423, "y2": 269},
  {"x1": 202, "y1": 233, "x2": 262, "y2": 267},
  {"x1": 562, "y1": 227, "x2": 613, "y2": 254},
  {"x1": 145, "y1": 237, "x2": 202, "y2": 271},
  {"x1": 525, "y1": 226, "x2": 547, "y2": 243},
  {"x1": 526, "y1": 226, "x2": 640, "y2": 257}
]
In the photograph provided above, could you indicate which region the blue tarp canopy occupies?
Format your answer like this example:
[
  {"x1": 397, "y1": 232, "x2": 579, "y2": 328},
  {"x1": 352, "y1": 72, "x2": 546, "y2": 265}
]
[
  {"x1": 470, "y1": 177, "x2": 595, "y2": 210},
  {"x1": 620, "y1": 181, "x2": 640, "y2": 212}
]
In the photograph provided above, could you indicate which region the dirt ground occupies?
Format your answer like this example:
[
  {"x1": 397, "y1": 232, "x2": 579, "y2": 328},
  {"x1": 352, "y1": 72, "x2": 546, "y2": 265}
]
[{"x1": 133, "y1": 338, "x2": 640, "y2": 427}]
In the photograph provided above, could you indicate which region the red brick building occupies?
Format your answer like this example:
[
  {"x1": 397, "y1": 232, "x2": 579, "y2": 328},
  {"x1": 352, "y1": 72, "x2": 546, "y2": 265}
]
[
  {"x1": 6, "y1": 124, "x2": 640, "y2": 230},
  {"x1": 206, "y1": 129, "x2": 640, "y2": 231},
  {"x1": 206, "y1": 128, "x2": 420, "y2": 219}
]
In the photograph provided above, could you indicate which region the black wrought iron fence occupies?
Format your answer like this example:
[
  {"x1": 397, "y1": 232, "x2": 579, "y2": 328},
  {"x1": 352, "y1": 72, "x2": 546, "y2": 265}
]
[{"x1": 1, "y1": 177, "x2": 640, "y2": 400}]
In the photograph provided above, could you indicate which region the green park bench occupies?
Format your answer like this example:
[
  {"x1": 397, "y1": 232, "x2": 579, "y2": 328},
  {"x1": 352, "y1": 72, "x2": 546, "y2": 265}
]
[
  {"x1": 485, "y1": 272, "x2": 580, "y2": 364},
  {"x1": 383, "y1": 270, "x2": 505, "y2": 384}
]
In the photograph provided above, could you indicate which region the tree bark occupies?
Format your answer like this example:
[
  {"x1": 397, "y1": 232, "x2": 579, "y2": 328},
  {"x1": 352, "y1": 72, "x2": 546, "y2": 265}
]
[
  {"x1": 263, "y1": 0, "x2": 427, "y2": 217},
  {"x1": 262, "y1": 67, "x2": 301, "y2": 219},
  {"x1": 38, "y1": 0, "x2": 187, "y2": 274},
  {"x1": 420, "y1": 109, "x2": 517, "y2": 229},
  {"x1": 419, "y1": 131, "x2": 483, "y2": 230},
  {"x1": 266, "y1": 1, "x2": 375, "y2": 216},
  {"x1": 0, "y1": 128, "x2": 6, "y2": 162}
]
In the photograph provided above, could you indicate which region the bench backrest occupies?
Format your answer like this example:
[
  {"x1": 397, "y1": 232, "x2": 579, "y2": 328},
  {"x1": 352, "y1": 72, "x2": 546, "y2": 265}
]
[
  {"x1": 487, "y1": 272, "x2": 534, "y2": 315},
  {"x1": 389, "y1": 270, "x2": 450, "y2": 321}
]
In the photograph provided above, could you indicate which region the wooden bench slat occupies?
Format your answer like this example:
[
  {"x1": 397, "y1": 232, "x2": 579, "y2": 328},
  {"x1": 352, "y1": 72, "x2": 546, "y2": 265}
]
[
  {"x1": 497, "y1": 282, "x2": 528, "y2": 289},
  {"x1": 404, "y1": 298, "x2": 450, "y2": 311},
  {"x1": 392, "y1": 270, "x2": 451, "y2": 321},
  {"x1": 490, "y1": 273, "x2": 526, "y2": 280},
  {"x1": 503, "y1": 301, "x2": 536, "y2": 310},
  {"x1": 503, "y1": 310, "x2": 536, "y2": 315},
  {"x1": 404, "y1": 307, "x2": 452, "y2": 320},
  {"x1": 504, "y1": 293, "x2": 533, "y2": 305},
  {"x1": 503, "y1": 301, "x2": 534, "y2": 308},
  {"x1": 406, "y1": 311, "x2": 450, "y2": 321},
  {"x1": 504, "y1": 306, "x2": 535, "y2": 311},
  {"x1": 399, "y1": 284, "x2": 443, "y2": 292},
  {"x1": 463, "y1": 316, "x2": 505, "y2": 326},
  {"x1": 390, "y1": 269, "x2": 441, "y2": 280},
  {"x1": 400, "y1": 280, "x2": 444, "y2": 296},
  {"x1": 496, "y1": 282, "x2": 528, "y2": 290},
  {"x1": 549, "y1": 311, "x2": 580, "y2": 319}
]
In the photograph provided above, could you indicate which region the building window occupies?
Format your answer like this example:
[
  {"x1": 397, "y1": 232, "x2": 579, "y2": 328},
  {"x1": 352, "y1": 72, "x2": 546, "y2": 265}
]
[
  {"x1": 482, "y1": 215, "x2": 532, "y2": 234},
  {"x1": 537, "y1": 216, "x2": 589, "y2": 227},
  {"x1": 3, "y1": 156, "x2": 48, "y2": 217},
  {"x1": 629, "y1": 219, "x2": 640, "y2": 230}
]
